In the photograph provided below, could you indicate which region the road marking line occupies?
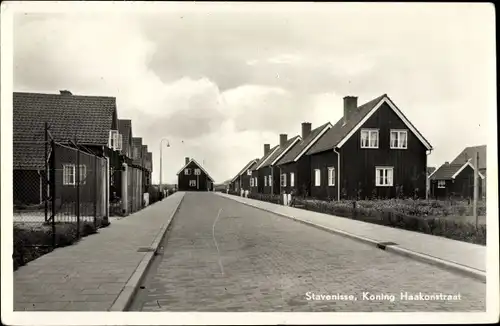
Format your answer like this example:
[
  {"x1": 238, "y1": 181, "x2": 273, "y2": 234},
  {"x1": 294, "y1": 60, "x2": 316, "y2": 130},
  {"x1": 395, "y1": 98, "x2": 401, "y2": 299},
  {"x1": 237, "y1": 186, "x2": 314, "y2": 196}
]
[{"x1": 212, "y1": 208, "x2": 225, "y2": 276}]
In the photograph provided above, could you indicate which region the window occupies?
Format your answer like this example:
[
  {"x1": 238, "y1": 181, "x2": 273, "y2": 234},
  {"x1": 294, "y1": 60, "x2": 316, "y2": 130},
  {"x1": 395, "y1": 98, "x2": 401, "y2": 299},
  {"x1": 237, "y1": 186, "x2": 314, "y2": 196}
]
[
  {"x1": 437, "y1": 180, "x2": 446, "y2": 188},
  {"x1": 290, "y1": 173, "x2": 295, "y2": 187},
  {"x1": 247, "y1": 170, "x2": 252, "y2": 176},
  {"x1": 194, "y1": 168, "x2": 201, "y2": 175},
  {"x1": 361, "y1": 129, "x2": 379, "y2": 148},
  {"x1": 109, "y1": 130, "x2": 118, "y2": 149},
  {"x1": 189, "y1": 180, "x2": 196, "y2": 187},
  {"x1": 375, "y1": 167, "x2": 394, "y2": 187},
  {"x1": 133, "y1": 147, "x2": 140, "y2": 159},
  {"x1": 264, "y1": 175, "x2": 268, "y2": 187},
  {"x1": 314, "y1": 169, "x2": 321, "y2": 186},
  {"x1": 328, "y1": 167, "x2": 335, "y2": 186},
  {"x1": 390, "y1": 130, "x2": 408, "y2": 149},
  {"x1": 63, "y1": 164, "x2": 75, "y2": 185},
  {"x1": 250, "y1": 178, "x2": 254, "y2": 187},
  {"x1": 281, "y1": 173, "x2": 287, "y2": 187},
  {"x1": 116, "y1": 134, "x2": 123, "y2": 151},
  {"x1": 78, "y1": 165, "x2": 87, "y2": 185},
  {"x1": 268, "y1": 175, "x2": 272, "y2": 186},
  {"x1": 255, "y1": 177, "x2": 258, "y2": 187},
  {"x1": 184, "y1": 168, "x2": 191, "y2": 175},
  {"x1": 62, "y1": 164, "x2": 86, "y2": 186}
]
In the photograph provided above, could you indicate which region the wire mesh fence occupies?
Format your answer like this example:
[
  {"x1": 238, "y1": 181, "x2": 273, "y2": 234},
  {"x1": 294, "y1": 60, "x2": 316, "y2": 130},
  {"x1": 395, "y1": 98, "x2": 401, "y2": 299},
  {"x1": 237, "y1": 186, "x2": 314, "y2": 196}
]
[{"x1": 13, "y1": 128, "x2": 109, "y2": 255}]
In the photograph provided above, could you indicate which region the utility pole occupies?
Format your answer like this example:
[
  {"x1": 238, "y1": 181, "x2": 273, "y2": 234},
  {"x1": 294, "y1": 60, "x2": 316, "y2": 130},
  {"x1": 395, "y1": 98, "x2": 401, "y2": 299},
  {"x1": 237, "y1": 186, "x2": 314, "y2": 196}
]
[
  {"x1": 159, "y1": 138, "x2": 170, "y2": 198},
  {"x1": 473, "y1": 151, "x2": 479, "y2": 229}
]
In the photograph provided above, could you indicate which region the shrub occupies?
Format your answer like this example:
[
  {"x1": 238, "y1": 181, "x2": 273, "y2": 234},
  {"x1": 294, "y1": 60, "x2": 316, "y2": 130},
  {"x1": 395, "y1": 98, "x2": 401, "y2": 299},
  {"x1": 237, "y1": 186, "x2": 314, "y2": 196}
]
[{"x1": 248, "y1": 195, "x2": 486, "y2": 245}]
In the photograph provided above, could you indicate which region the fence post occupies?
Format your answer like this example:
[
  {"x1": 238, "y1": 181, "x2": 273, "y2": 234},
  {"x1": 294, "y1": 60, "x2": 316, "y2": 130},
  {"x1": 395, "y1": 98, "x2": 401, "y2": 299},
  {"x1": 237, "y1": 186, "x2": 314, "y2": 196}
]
[
  {"x1": 76, "y1": 139, "x2": 80, "y2": 239},
  {"x1": 44, "y1": 122, "x2": 49, "y2": 222},
  {"x1": 94, "y1": 155, "x2": 98, "y2": 229},
  {"x1": 50, "y1": 139, "x2": 56, "y2": 249}
]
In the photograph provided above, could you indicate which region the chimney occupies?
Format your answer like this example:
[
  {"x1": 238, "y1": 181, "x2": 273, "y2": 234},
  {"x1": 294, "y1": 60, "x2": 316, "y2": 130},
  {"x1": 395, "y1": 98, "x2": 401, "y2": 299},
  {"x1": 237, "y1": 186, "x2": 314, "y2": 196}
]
[
  {"x1": 280, "y1": 134, "x2": 288, "y2": 147},
  {"x1": 60, "y1": 90, "x2": 72, "y2": 95},
  {"x1": 264, "y1": 144, "x2": 270, "y2": 155},
  {"x1": 301, "y1": 122, "x2": 312, "y2": 139},
  {"x1": 445, "y1": 161, "x2": 450, "y2": 165},
  {"x1": 343, "y1": 96, "x2": 358, "y2": 123},
  {"x1": 185, "y1": 157, "x2": 190, "y2": 165}
]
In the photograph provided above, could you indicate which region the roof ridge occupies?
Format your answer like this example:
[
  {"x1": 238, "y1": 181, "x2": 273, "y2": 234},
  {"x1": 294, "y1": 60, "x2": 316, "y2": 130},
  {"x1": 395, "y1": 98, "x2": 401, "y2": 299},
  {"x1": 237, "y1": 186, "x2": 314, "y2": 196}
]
[{"x1": 14, "y1": 91, "x2": 116, "y2": 99}]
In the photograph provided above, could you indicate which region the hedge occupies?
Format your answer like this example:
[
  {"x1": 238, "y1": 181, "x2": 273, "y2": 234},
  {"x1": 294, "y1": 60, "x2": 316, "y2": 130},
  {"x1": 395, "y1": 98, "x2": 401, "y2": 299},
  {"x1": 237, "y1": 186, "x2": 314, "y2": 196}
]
[{"x1": 230, "y1": 193, "x2": 486, "y2": 245}]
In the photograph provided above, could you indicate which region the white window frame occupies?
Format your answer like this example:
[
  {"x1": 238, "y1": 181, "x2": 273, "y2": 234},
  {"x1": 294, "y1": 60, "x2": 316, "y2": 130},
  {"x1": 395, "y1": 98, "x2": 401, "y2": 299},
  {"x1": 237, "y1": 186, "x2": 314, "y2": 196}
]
[
  {"x1": 328, "y1": 167, "x2": 335, "y2": 186},
  {"x1": 390, "y1": 129, "x2": 408, "y2": 149},
  {"x1": 189, "y1": 179, "x2": 196, "y2": 187},
  {"x1": 360, "y1": 129, "x2": 379, "y2": 149},
  {"x1": 194, "y1": 168, "x2": 201, "y2": 175},
  {"x1": 437, "y1": 180, "x2": 446, "y2": 188},
  {"x1": 63, "y1": 164, "x2": 76, "y2": 186},
  {"x1": 264, "y1": 175, "x2": 268, "y2": 187},
  {"x1": 78, "y1": 164, "x2": 87, "y2": 185},
  {"x1": 255, "y1": 177, "x2": 258, "y2": 187},
  {"x1": 184, "y1": 168, "x2": 191, "y2": 175},
  {"x1": 314, "y1": 169, "x2": 321, "y2": 186},
  {"x1": 247, "y1": 170, "x2": 252, "y2": 176},
  {"x1": 375, "y1": 167, "x2": 394, "y2": 187},
  {"x1": 115, "y1": 134, "x2": 123, "y2": 151},
  {"x1": 281, "y1": 173, "x2": 287, "y2": 187},
  {"x1": 290, "y1": 172, "x2": 295, "y2": 187},
  {"x1": 268, "y1": 175, "x2": 272, "y2": 187},
  {"x1": 109, "y1": 130, "x2": 118, "y2": 149}
]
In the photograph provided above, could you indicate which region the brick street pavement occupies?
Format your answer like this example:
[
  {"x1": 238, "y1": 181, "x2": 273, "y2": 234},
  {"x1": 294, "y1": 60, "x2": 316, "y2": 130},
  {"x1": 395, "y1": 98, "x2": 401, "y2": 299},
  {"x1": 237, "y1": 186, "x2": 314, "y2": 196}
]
[
  {"x1": 130, "y1": 192, "x2": 485, "y2": 312},
  {"x1": 13, "y1": 192, "x2": 184, "y2": 311}
]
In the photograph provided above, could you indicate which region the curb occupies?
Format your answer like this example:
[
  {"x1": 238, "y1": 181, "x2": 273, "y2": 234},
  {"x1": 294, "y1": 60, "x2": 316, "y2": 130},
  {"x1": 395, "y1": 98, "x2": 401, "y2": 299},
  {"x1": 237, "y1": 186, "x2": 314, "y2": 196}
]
[
  {"x1": 109, "y1": 193, "x2": 185, "y2": 311},
  {"x1": 217, "y1": 193, "x2": 486, "y2": 283}
]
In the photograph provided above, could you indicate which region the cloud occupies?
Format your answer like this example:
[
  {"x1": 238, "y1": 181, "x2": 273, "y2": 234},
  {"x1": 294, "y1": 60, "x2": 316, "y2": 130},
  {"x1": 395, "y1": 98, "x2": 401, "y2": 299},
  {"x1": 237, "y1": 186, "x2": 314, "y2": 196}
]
[{"x1": 12, "y1": 4, "x2": 494, "y2": 183}]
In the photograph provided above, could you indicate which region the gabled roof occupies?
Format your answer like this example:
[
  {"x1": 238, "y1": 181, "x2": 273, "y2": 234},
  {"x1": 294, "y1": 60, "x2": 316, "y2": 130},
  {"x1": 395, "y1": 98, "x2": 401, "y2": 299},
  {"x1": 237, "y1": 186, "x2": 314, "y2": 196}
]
[
  {"x1": 13, "y1": 91, "x2": 117, "y2": 169},
  {"x1": 117, "y1": 119, "x2": 132, "y2": 155},
  {"x1": 176, "y1": 158, "x2": 214, "y2": 182},
  {"x1": 429, "y1": 161, "x2": 485, "y2": 180},
  {"x1": 307, "y1": 94, "x2": 432, "y2": 155},
  {"x1": 230, "y1": 158, "x2": 260, "y2": 182},
  {"x1": 451, "y1": 145, "x2": 486, "y2": 170},
  {"x1": 277, "y1": 122, "x2": 332, "y2": 166},
  {"x1": 260, "y1": 135, "x2": 302, "y2": 168},
  {"x1": 253, "y1": 144, "x2": 280, "y2": 170}
]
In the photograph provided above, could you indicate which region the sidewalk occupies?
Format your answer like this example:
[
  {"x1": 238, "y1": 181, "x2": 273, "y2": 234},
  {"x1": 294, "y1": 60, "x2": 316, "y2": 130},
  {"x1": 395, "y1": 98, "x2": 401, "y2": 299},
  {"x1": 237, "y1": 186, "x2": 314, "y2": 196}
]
[
  {"x1": 14, "y1": 192, "x2": 185, "y2": 311},
  {"x1": 218, "y1": 193, "x2": 486, "y2": 281}
]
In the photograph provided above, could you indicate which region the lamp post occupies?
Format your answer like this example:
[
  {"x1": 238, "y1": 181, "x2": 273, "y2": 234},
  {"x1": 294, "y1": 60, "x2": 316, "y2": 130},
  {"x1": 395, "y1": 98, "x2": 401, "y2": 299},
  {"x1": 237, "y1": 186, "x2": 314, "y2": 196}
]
[{"x1": 159, "y1": 138, "x2": 170, "y2": 198}]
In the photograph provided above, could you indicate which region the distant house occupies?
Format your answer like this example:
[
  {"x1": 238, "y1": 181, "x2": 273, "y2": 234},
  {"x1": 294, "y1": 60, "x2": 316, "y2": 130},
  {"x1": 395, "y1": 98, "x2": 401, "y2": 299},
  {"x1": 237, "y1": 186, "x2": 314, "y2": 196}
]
[
  {"x1": 255, "y1": 134, "x2": 302, "y2": 195},
  {"x1": 429, "y1": 145, "x2": 486, "y2": 200},
  {"x1": 276, "y1": 122, "x2": 332, "y2": 197},
  {"x1": 428, "y1": 161, "x2": 484, "y2": 200},
  {"x1": 118, "y1": 119, "x2": 133, "y2": 163},
  {"x1": 305, "y1": 94, "x2": 433, "y2": 200},
  {"x1": 176, "y1": 157, "x2": 214, "y2": 191},
  {"x1": 250, "y1": 144, "x2": 279, "y2": 194},
  {"x1": 13, "y1": 90, "x2": 123, "y2": 213},
  {"x1": 450, "y1": 145, "x2": 487, "y2": 197},
  {"x1": 229, "y1": 158, "x2": 260, "y2": 193}
]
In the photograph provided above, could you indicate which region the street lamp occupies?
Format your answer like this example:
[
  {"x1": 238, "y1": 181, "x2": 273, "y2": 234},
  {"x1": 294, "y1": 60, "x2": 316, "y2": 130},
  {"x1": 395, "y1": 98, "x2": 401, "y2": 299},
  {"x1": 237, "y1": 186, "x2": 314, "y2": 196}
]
[{"x1": 159, "y1": 138, "x2": 170, "y2": 197}]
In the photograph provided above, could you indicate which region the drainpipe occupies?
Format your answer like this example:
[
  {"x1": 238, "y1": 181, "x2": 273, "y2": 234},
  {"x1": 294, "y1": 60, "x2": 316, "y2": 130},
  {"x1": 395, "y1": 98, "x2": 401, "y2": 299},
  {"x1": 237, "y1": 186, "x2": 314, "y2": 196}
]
[
  {"x1": 426, "y1": 149, "x2": 433, "y2": 199},
  {"x1": 334, "y1": 147, "x2": 341, "y2": 201}
]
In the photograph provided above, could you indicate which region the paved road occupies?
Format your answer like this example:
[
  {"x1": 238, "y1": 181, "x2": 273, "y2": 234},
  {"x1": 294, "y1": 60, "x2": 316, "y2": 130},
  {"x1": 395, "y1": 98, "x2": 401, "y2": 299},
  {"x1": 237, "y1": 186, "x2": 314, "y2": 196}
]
[{"x1": 129, "y1": 192, "x2": 485, "y2": 312}]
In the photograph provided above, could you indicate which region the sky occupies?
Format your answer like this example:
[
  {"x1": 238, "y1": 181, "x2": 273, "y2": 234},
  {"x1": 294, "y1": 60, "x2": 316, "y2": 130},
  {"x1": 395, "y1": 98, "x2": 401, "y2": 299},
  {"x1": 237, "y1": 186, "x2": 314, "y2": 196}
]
[{"x1": 11, "y1": 2, "x2": 495, "y2": 184}]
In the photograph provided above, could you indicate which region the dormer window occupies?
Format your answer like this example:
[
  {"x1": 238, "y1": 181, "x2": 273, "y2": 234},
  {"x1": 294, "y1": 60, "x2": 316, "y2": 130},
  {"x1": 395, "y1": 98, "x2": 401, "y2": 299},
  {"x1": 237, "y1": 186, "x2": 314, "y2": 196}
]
[
  {"x1": 361, "y1": 129, "x2": 379, "y2": 148},
  {"x1": 108, "y1": 130, "x2": 122, "y2": 151}
]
